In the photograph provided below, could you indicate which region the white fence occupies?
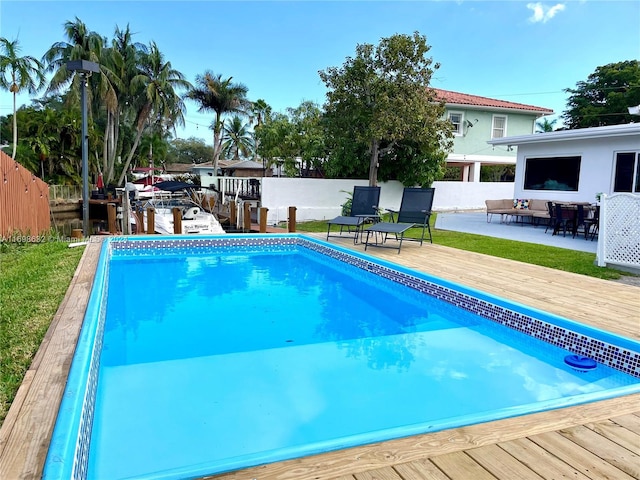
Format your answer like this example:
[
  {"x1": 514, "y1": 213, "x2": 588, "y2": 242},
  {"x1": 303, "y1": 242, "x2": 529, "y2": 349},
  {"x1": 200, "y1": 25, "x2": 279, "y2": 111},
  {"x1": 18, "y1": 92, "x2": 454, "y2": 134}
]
[
  {"x1": 259, "y1": 177, "x2": 514, "y2": 225},
  {"x1": 597, "y1": 193, "x2": 640, "y2": 271}
]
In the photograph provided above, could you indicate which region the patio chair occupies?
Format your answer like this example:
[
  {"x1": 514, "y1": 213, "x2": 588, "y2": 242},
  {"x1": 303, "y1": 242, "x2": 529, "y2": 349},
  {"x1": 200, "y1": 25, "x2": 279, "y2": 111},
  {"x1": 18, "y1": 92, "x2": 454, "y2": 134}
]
[
  {"x1": 363, "y1": 187, "x2": 435, "y2": 253},
  {"x1": 544, "y1": 201, "x2": 555, "y2": 233},
  {"x1": 326, "y1": 186, "x2": 381, "y2": 243},
  {"x1": 552, "y1": 203, "x2": 575, "y2": 237},
  {"x1": 584, "y1": 204, "x2": 600, "y2": 241},
  {"x1": 573, "y1": 204, "x2": 590, "y2": 239}
]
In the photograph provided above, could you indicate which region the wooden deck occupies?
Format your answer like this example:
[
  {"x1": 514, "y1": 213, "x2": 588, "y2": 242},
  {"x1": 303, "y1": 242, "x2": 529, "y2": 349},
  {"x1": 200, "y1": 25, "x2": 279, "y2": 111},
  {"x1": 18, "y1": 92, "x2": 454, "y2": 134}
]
[{"x1": 1, "y1": 234, "x2": 638, "y2": 480}]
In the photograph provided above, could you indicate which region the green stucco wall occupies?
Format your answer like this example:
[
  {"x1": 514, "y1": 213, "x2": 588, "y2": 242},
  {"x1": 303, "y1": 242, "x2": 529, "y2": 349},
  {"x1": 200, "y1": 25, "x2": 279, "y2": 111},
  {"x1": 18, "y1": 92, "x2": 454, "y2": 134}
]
[{"x1": 446, "y1": 109, "x2": 538, "y2": 157}]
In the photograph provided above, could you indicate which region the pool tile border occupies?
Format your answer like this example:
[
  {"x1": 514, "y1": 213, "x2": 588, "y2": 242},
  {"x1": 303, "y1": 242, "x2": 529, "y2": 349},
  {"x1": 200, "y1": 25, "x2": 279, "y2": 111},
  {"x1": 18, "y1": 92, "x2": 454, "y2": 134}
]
[{"x1": 110, "y1": 237, "x2": 640, "y2": 378}]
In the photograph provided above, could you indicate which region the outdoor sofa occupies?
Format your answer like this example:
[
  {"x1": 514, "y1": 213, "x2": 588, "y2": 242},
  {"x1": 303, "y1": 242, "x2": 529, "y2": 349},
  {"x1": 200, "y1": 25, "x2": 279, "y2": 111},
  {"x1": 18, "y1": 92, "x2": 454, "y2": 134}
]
[{"x1": 485, "y1": 198, "x2": 551, "y2": 225}]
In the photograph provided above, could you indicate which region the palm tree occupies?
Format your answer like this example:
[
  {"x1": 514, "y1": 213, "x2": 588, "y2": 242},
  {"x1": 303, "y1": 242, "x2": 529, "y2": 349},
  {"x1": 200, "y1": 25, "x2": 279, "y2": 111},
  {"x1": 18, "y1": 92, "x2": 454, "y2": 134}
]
[
  {"x1": 185, "y1": 72, "x2": 250, "y2": 172},
  {"x1": 116, "y1": 41, "x2": 190, "y2": 185},
  {"x1": 249, "y1": 98, "x2": 271, "y2": 163},
  {"x1": 0, "y1": 37, "x2": 45, "y2": 159},
  {"x1": 101, "y1": 25, "x2": 146, "y2": 184},
  {"x1": 535, "y1": 117, "x2": 557, "y2": 133},
  {"x1": 42, "y1": 18, "x2": 119, "y2": 182},
  {"x1": 221, "y1": 116, "x2": 253, "y2": 160},
  {"x1": 42, "y1": 18, "x2": 105, "y2": 96}
]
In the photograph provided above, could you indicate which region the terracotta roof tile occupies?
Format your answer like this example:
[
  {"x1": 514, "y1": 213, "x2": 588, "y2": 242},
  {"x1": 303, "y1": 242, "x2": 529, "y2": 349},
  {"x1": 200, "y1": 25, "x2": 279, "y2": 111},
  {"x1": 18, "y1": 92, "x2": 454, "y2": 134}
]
[{"x1": 431, "y1": 88, "x2": 553, "y2": 114}]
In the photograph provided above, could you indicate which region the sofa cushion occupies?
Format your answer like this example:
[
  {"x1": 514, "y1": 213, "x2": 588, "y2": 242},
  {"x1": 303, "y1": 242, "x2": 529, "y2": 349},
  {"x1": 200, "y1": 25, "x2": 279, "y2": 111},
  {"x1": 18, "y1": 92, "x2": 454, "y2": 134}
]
[
  {"x1": 513, "y1": 198, "x2": 530, "y2": 210},
  {"x1": 486, "y1": 199, "x2": 513, "y2": 211},
  {"x1": 528, "y1": 199, "x2": 550, "y2": 212}
]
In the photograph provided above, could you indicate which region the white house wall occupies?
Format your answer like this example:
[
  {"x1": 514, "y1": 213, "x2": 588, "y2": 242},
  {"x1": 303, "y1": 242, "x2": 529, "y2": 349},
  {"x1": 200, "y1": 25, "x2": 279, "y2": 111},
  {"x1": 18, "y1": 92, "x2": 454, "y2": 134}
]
[
  {"x1": 260, "y1": 177, "x2": 514, "y2": 224},
  {"x1": 513, "y1": 135, "x2": 640, "y2": 203}
]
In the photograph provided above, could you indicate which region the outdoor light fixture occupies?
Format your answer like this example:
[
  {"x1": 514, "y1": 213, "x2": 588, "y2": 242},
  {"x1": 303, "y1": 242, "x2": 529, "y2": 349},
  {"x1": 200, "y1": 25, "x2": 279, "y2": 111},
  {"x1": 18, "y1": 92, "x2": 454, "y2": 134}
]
[{"x1": 67, "y1": 59, "x2": 100, "y2": 237}]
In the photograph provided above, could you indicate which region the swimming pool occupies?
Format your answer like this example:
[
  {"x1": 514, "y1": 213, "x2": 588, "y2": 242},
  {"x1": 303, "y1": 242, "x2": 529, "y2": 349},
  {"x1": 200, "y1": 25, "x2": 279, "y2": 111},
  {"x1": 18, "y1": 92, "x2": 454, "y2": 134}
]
[{"x1": 44, "y1": 235, "x2": 640, "y2": 480}]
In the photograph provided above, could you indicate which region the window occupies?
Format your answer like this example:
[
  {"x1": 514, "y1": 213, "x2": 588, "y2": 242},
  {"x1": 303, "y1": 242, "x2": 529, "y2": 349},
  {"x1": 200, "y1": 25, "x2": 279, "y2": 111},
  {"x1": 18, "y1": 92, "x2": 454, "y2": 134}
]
[
  {"x1": 523, "y1": 156, "x2": 581, "y2": 191},
  {"x1": 492, "y1": 115, "x2": 507, "y2": 138},
  {"x1": 613, "y1": 151, "x2": 640, "y2": 193},
  {"x1": 448, "y1": 112, "x2": 463, "y2": 135}
]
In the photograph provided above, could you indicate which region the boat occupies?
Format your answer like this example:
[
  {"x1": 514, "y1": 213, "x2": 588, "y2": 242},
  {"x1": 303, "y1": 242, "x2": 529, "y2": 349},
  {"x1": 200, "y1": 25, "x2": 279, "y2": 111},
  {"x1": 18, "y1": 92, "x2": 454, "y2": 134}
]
[{"x1": 131, "y1": 181, "x2": 225, "y2": 235}]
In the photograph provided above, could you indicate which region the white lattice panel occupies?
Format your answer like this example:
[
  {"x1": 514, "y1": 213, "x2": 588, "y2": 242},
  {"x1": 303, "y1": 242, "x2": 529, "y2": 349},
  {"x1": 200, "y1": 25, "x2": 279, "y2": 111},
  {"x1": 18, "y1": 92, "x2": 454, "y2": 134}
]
[{"x1": 598, "y1": 193, "x2": 640, "y2": 269}]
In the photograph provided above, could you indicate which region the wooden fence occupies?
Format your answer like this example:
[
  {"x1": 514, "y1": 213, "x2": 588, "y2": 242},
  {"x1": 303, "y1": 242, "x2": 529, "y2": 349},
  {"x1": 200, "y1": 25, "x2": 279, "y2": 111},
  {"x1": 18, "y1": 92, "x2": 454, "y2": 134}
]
[{"x1": 0, "y1": 151, "x2": 51, "y2": 239}]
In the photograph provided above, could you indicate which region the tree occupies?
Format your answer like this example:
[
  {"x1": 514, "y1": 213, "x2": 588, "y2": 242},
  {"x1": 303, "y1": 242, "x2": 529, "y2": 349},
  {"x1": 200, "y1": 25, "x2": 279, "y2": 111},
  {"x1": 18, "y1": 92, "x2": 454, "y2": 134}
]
[
  {"x1": 185, "y1": 72, "x2": 250, "y2": 172},
  {"x1": 562, "y1": 60, "x2": 640, "y2": 129},
  {"x1": 166, "y1": 137, "x2": 214, "y2": 164},
  {"x1": 41, "y1": 18, "x2": 120, "y2": 182},
  {"x1": 319, "y1": 32, "x2": 452, "y2": 187},
  {"x1": 12, "y1": 99, "x2": 85, "y2": 183},
  {"x1": 249, "y1": 98, "x2": 271, "y2": 163},
  {"x1": 287, "y1": 101, "x2": 326, "y2": 176},
  {"x1": 254, "y1": 101, "x2": 326, "y2": 177},
  {"x1": 535, "y1": 117, "x2": 557, "y2": 133},
  {"x1": 116, "y1": 41, "x2": 190, "y2": 185},
  {"x1": 221, "y1": 116, "x2": 253, "y2": 160},
  {"x1": 0, "y1": 37, "x2": 46, "y2": 159},
  {"x1": 254, "y1": 111, "x2": 296, "y2": 175},
  {"x1": 100, "y1": 24, "x2": 146, "y2": 184}
]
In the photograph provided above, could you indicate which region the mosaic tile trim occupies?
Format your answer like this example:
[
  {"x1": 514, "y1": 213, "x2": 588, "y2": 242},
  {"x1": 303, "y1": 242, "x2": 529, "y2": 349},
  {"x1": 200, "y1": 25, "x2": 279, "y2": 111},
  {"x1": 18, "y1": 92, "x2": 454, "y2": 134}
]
[
  {"x1": 71, "y1": 263, "x2": 108, "y2": 480},
  {"x1": 110, "y1": 237, "x2": 298, "y2": 258}
]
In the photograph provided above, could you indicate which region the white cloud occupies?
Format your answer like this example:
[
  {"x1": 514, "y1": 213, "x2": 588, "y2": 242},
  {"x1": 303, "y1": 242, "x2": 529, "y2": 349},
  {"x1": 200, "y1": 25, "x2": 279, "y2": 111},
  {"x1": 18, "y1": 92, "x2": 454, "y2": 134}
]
[{"x1": 527, "y1": 2, "x2": 566, "y2": 23}]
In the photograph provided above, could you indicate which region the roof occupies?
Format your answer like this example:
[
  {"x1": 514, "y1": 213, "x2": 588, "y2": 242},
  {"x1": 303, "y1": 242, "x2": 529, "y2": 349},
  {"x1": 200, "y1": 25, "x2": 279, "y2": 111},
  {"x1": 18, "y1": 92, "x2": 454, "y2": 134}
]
[
  {"x1": 431, "y1": 88, "x2": 553, "y2": 115},
  {"x1": 191, "y1": 160, "x2": 235, "y2": 169},
  {"x1": 164, "y1": 163, "x2": 194, "y2": 173},
  {"x1": 488, "y1": 122, "x2": 640, "y2": 146},
  {"x1": 221, "y1": 160, "x2": 264, "y2": 170}
]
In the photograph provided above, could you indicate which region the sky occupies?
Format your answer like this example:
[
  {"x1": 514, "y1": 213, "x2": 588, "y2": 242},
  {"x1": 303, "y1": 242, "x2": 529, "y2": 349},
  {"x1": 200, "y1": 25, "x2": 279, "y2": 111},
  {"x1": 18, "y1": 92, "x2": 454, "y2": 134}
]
[{"x1": 1, "y1": 0, "x2": 639, "y2": 144}]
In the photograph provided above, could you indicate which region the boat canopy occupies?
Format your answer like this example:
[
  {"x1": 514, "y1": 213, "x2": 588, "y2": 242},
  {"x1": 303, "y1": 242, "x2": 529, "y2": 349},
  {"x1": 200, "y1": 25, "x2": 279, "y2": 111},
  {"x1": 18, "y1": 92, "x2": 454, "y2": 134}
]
[{"x1": 154, "y1": 181, "x2": 198, "y2": 192}]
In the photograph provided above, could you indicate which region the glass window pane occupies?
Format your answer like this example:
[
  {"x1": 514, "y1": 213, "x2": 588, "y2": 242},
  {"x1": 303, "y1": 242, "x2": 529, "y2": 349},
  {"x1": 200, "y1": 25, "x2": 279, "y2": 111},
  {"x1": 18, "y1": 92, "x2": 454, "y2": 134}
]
[
  {"x1": 613, "y1": 152, "x2": 635, "y2": 192},
  {"x1": 492, "y1": 116, "x2": 506, "y2": 138},
  {"x1": 523, "y1": 156, "x2": 581, "y2": 191},
  {"x1": 449, "y1": 113, "x2": 462, "y2": 134},
  {"x1": 635, "y1": 153, "x2": 640, "y2": 193}
]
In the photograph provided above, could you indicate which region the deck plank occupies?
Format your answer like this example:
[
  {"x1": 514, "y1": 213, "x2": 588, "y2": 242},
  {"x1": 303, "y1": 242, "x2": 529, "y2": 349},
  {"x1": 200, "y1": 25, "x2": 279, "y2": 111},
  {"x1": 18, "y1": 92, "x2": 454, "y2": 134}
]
[
  {"x1": 528, "y1": 430, "x2": 636, "y2": 480},
  {"x1": 428, "y1": 451, "x2": 497, "y2": 480},
  {"x1": 558, "y1": 425, "x2": 640, "y2": 478},
  {"x1": 498, "y1": 437, "x2": 593, "y2": 480},
  {"x1": 391, "y1": 459, "x2": 449, "y2": 480},
  {"x1": 584, "y1": 419, "x2": 640, "y2": 455},
  {"x1": 611, "y1": 414, "x2": 640, "y2": 434},
  {"x1": 353, "y1": 467, "x2": 403, "y2": 480},
  {"x1": 465, "y1": 443, "x2": 544, "y2": 479}
]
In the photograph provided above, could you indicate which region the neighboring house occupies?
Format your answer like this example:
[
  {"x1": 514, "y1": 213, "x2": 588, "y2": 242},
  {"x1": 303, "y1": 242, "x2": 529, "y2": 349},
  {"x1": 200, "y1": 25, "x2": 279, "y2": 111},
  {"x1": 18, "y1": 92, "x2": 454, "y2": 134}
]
[
  {"x1": 164, "y1": 162, "x2": 195, "y2": 175},
  {"x1": 432, "y1": 89, "x2": 553, "y2": 182},
  {"x1": 220, "y1": 159, "x2": 268, "y2": 177},
  {"x1": 193, "y1": 160, "x2": 239, "y2": 188},
  {"x1": 487, "y1": 123, "x2": 640, "y2": 203}
]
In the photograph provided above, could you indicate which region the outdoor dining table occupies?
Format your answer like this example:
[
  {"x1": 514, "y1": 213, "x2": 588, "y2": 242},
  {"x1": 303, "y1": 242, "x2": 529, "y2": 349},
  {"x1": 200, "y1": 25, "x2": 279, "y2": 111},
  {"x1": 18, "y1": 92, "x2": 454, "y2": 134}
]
[{"x1": 552, "y1": 202, "x2": 598, "y2": 237}]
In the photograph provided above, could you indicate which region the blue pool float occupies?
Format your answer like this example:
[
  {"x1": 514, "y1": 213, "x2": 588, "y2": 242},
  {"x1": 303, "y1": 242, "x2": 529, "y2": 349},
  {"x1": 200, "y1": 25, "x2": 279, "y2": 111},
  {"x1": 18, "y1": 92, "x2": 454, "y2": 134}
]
[{"x1": 564, "y1": 355, "x2": 597, "y2": 371}]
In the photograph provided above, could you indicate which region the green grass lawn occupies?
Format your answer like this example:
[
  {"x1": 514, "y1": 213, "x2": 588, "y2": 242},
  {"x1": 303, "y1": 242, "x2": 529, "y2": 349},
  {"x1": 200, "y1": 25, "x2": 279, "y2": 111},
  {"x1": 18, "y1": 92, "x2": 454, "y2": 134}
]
[
  {"x1": 0, "y1": 219, "x2": 632, "y2": 426},
  {"x1": 0, "y1": 241, "x2": 85, "y2": 425}
]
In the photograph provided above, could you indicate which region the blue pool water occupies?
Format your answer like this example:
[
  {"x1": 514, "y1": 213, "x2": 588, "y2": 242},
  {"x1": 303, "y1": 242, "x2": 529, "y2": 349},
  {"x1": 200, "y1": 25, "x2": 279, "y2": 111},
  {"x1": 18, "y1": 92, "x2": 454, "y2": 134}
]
[{"x1": 44, "y1": 236, "x2": 640, "y2": 480}]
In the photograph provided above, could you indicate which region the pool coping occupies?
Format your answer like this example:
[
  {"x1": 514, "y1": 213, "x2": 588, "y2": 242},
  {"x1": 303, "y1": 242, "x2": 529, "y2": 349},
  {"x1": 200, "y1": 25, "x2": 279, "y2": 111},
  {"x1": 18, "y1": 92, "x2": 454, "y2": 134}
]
[{"x1": 1, "y1": 234, "x2": 639, "y2": 480}]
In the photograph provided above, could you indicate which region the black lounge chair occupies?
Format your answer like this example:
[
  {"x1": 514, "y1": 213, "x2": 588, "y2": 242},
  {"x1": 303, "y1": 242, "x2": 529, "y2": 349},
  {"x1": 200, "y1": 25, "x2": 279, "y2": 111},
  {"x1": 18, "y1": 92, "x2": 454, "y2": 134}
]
[
  {"x1": 326, "y1": 186, "x2": 381, "y2": 243},
  {"x1": 363, "y1": 187, "x2": 435, "y2": 253}
]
